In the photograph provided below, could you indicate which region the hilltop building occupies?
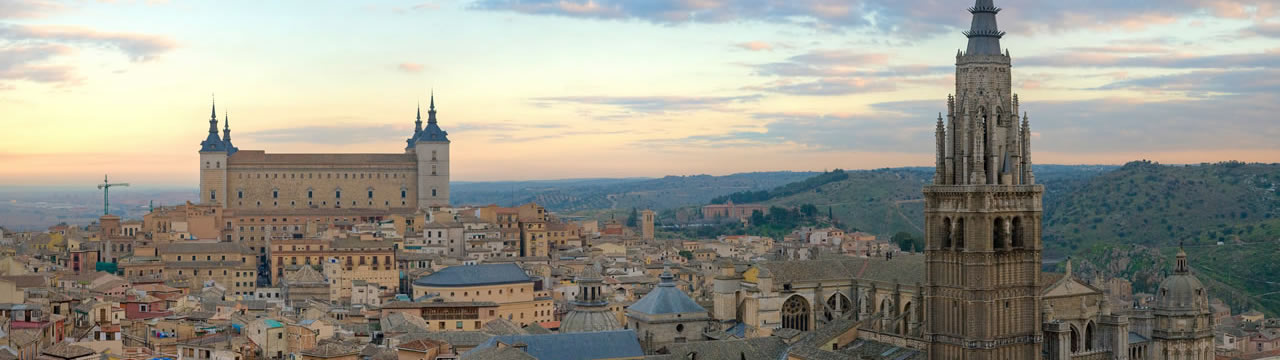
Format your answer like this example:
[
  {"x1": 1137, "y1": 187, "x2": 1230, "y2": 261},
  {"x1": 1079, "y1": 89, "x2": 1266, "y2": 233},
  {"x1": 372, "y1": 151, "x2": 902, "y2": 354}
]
[{"x1": 198, "y1": 95, "x2": 450, "y2": 212}]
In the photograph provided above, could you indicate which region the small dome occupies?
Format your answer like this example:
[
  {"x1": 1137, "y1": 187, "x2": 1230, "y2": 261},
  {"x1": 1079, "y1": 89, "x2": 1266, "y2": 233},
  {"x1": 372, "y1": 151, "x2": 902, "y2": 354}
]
[{"x1": 1154, "y1": 249, "x2": 1208, "y2": 311}]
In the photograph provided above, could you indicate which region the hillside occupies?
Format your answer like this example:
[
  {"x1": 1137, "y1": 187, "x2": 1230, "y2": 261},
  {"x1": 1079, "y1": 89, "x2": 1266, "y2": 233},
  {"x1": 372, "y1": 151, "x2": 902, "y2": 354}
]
[
  {"x1": 753, "y1": 165, "x2": 1117, "y2": 239},
  {"x1": 451, "y1": 171, "x2": 818, "y2": 213},
  {"x1": 1044, "y1": 161, "x2": 1280, "y2": 314}
]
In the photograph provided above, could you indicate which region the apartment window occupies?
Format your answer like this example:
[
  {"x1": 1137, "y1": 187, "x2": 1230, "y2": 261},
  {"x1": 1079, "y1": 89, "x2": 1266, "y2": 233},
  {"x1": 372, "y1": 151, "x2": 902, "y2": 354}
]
[
  {"x1": 210, "y1": 190, "x2": 216, "y2": 200},
  {"x1": 456, "y1": 321, "x2": 463, "y2": 329}
]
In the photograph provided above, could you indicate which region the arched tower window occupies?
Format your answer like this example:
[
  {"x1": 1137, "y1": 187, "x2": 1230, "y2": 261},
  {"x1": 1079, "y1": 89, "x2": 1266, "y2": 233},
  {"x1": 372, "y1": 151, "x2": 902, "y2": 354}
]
[
  {"x1": 1012, "y1": 216, "x2": 1025, "y2": 248},
  {"x1": 993, "y1": 217, "x2": 1007, "y2": 250},
  {"x1": 954, "y1": 218, "x2": 966, "y2": 250},
  {"x1": 781, "y1": 295, "x2": 810, "y2": 332},
  {"x1": 941, "y1": 217, "x2": 952, "y2": 249},
  {"x1": 900, "y1": 302, "x2": 912, "y2": 335}
]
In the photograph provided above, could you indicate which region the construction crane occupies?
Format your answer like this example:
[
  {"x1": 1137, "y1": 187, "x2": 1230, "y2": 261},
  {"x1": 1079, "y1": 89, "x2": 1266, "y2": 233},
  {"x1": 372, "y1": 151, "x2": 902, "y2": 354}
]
[{"x1": 97, "y1": 175, "x2": 129, "y2": 215}]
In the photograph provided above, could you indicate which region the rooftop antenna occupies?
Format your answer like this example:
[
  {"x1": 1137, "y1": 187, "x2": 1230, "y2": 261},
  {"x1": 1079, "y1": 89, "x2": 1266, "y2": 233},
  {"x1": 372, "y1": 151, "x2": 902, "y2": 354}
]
[{"x1": 96, "y1": 175, "x2": 129, "y2": 215}]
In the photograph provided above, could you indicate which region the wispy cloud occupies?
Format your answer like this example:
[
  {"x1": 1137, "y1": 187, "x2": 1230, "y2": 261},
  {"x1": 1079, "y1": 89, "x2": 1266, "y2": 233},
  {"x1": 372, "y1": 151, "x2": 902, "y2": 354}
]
[
  {"x1": 243, "y1": 124, "x2": 409, "y2": 145},
  {"x1": 735, "y1": 41, "x2": 773, "y2": 51},
  {"x1": 0, "y1": 0, "x2": 63, "y2": 19},
  {"x1": 471, "y1": 0, "x2": 1274, "y2": 38},
  {"x1": 396, "y1": 62, "x2": 425, "y2": 73},
  {"x1": 533, "y1": 94, "x2": 764, "y2": 113},
  {"x1": 0, "y1": 24, "x2": 177, "y2": 61}
]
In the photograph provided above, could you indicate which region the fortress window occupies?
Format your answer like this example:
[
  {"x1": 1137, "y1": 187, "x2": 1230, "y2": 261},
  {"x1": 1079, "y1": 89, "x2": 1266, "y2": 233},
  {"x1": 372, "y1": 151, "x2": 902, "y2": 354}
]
[
  {"x1": 432, "y1": 189, "x2": 437, "y2": 197},
  {"x1": 308, "y1": 190, "x2": 313, "y2": 199},
  {"x1": 216, "y1": 161, "x2": 220, "y2": 168},
  {"x1": 272, "y1": 190, "x2": 278, "y2": 199},
  {"x1": 210, "y1": 190, "x2": 216, "y2": 200},
  {"x1": 336, "y1": 190, "x2": 342, "y2": 199},
  {"x1": 432, "y1": 150, "x2": 437, "y2": 161},
  {"x1": 432, "y1": 165, "x2": 437, "y2": 175},
  {"x1": 368, "y1": 190, "x2": 374, "y2": 199},
  {"x1": 238, "y1": 191, "x2": 243, "y2": 199},
  {"x1": 401, "y1": 190, "x2": 406, "y2": 198}
]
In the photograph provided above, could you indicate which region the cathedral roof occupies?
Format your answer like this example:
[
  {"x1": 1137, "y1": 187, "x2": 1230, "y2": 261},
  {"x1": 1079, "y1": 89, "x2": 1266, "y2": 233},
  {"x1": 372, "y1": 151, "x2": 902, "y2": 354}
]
[{"x1": 757, "y1": 253, "x2": 926, "y2": 286}]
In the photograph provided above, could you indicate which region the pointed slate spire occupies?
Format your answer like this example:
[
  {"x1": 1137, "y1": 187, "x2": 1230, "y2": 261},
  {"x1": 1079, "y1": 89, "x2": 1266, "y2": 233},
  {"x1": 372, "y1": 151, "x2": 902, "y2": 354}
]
[
  {"x1": 223, "y1": 110, "x2": 231, "y2": 140},
  {"x1": 963, "y1": 0, "x2": 1005, "y2": 56},
  {"x1": 414, "y1": 101, "x2": 423, "y2": 134},
  {"x1": 200, "y1": 95, "x2": 225, "y2": 152},
  {"x1": 427, "y1": 90, "x2": 437, "y2": 124}
]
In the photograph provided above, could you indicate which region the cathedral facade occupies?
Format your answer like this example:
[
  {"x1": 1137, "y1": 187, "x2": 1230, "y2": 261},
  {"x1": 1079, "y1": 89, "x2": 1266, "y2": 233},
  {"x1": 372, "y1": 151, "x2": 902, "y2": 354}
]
[{"x1": 197, "y1": 96, "x2": 451, "y2": 212}]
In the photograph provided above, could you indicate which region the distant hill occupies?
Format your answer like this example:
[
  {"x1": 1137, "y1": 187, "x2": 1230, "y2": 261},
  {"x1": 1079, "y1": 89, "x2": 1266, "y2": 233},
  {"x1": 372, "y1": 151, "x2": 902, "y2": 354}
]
[
  {"x1": 1043, "y1": 161, "x2": 1280, "y2": 315},
  {"x1": 451, "y1": 172, "x2": 819, "y2": 213},
  {"x1": 751, "y1": 165, "x2": 1117, "y2": 239}
]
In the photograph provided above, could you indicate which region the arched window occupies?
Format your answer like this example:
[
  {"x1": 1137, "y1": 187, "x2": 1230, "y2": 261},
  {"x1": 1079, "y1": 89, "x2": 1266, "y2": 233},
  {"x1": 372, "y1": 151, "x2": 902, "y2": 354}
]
[
  {"x1": 781, "y1": 295, "x2": 811, "y2": 331},
  {"x1": 993, "y1": 217, "x2": 1007, "y2": 250},
  {"x1": 825, "y1": 293, "x2": 852, "y2": 321},
  {"x1": 941, "y1": 217, "x2": 952, "y2": 249},
  {"x1": 1085, "y1": 321, "x2": 1095, "y2": 351},
  {"x1": 1070, "y1": 325, "x2": 1081, "y2": 353},
  {"x1": 900, "y1": 302, "x2": 912, "y2": 335},
  {"x1": 954, "y1": 218, "x2": 966, "y2": 250},
  {"x1": 1012, "y1": 216, "x2": 1025, "y2": 248}
]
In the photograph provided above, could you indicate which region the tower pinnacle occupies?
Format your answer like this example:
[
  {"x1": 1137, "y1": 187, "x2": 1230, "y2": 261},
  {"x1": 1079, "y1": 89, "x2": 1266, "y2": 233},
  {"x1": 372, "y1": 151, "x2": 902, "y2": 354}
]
[
  {"x1": 428, "y1": 91, "x2": 437, "y2": 124},
  {"x1": 963, "y1": 0, "x2": 1005, "y2": 56},
  {"x1": 415, "y1": 101, "x2": 423, "y2": 134}
]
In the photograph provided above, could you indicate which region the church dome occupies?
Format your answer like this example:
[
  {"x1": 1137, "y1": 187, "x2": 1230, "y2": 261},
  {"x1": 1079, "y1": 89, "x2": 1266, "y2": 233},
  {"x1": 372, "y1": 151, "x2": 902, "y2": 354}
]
[{"x1": 1153, "y1": 249, "x2": 1208, "y2": 311}]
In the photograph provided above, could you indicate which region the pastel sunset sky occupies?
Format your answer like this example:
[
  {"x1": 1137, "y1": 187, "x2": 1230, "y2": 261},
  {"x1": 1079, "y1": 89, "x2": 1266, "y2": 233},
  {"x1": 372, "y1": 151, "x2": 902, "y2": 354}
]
[{"x1": 1, "y1": 0, "x2": 1277, "y2": 186}]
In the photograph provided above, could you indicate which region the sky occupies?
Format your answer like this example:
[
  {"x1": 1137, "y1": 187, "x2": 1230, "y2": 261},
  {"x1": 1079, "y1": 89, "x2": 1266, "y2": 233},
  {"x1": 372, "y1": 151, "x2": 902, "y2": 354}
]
[{"x1": 1, "y1": 0, "x2": 1278, "y2": 186}]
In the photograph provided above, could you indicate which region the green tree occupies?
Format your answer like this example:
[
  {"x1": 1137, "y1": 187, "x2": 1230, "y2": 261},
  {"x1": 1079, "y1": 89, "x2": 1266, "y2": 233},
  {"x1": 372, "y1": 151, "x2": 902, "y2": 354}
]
[
  {"x1": 892, "y1": 232, "x2": 923, "y2": 252},
  {"x1": 626, "y1": 207, "x2": 639, "y2": 227},
  {"x1": 678, "y1": 250, "x2": 693, "y2": 260}
]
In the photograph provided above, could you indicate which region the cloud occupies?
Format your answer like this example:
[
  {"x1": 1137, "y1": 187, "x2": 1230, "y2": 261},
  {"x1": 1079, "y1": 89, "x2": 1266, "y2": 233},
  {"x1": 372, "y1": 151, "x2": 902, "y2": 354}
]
[
  {"x1": 1026, "y1": 94, "x2": 1280, "y2": 153},
  {"x1": 735, "y1": 41, "x2": 773, "y2": 51},
  {"x1": 243, "y1": 124, "x2": 409, "y2": 145},
  {"x1": 0, "y1": 0, "x2": 63, "y2": 19},
  {"x1": 0, "y1": 23, "x2": 176, "y2": 89},
  {"x1": 1242, "y1": 22, "x2": 1280, "y2": 38},
  {"x1": 0, "y1": 24, "x2": 177, "y2": 61},
  {"x1": 533, "y1": 94, "x2": 764, "y2": 113},
  {"x1": 747, "y1": 77, "x2": 897, "y2": 96},
  {"x1": 471, "y1": 0, "x2": 1273, "y2": 38},
  {"x1": 1098, "y1": 68, "x2": 1280, "y2": 96},
  {"x1": 397, "y1": 62, "x2": 425, "y2": 73},
  {"x1": 0, "y1": 44, "x2": 79, "y2": 84},
  {"x1": 741, "y1": 49, "x2": 948, "y2": 95},
  {"x1": 1019, "y1": 49, "x2": 1280, "y2": 69}
]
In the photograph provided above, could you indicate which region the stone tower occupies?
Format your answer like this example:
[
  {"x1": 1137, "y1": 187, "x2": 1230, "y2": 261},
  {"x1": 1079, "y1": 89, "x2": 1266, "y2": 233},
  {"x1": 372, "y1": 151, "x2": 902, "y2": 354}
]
[
  {"x1": 641, "y1": 209, "x2": 655, "y2": 240},
  {"x1": 407, "y1": 93, "x2": 450, "y2": 210},
  {"x1": 199, "y1": 99, "x2": 229, "y2": 206},
  {"x1": 924, "y1": 0, "x2": 1043, "y2": 359}
]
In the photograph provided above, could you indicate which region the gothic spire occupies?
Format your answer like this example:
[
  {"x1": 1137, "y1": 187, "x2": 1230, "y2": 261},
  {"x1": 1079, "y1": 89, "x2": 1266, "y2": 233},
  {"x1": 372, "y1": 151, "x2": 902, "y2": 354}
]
[
  {"x1": 223, "y1": 110, "x2": 231, "y2": 140},
  {"x1": 414, "y1": 101, "x2": 423, "y2": 134},
  {"x1": 963, "y1": 0, "x2": 1005, "y2": 56},
  {"x1": 427, "y1": 90, "x2": 437, "y2": 124},
  {"x1": 208, "y1": 96, "x2": 219, "y2": 135}
]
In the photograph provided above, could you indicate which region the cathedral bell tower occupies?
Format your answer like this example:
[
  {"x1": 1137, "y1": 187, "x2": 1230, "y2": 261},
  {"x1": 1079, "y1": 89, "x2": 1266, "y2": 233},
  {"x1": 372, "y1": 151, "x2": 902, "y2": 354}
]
[{"x1": 924, "y1": 0, "x2": 1043, "y2": 359}]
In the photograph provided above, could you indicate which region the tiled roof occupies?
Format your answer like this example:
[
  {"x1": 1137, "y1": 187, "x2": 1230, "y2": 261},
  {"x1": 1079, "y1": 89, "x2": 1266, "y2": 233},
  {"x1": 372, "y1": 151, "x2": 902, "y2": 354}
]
[
  {"x1": 41, "y1": 342, "x2": 96, "y2": 359},
  {"x1": 627, "y1": 270, "x2": 705, "y2": 316},
  {"x1": 301, "y1": 342, "x2": 359, "y2": 358},
  {"x1": 758, "y1": 254, "x2": 926, "y2": 285},
  {"x1": 465, "y1": 330, "x2": 643, "y2": 360},
  {"x1": 229, "y1": 151, "x2": 415, "y2": 165},
  {"x1": 413, "y1": 264, "x2": 530, "y2": 287}
]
